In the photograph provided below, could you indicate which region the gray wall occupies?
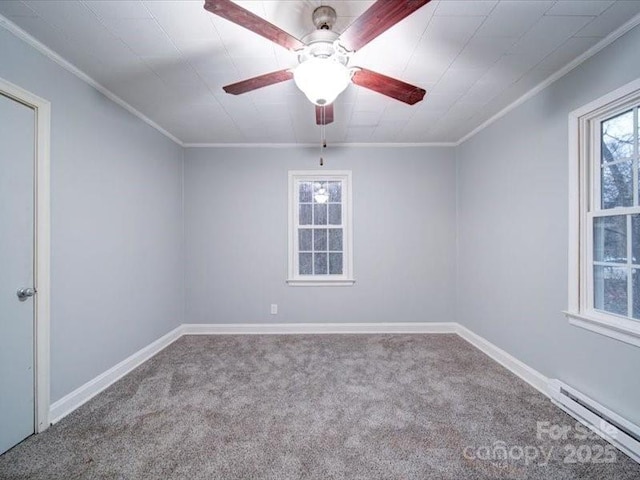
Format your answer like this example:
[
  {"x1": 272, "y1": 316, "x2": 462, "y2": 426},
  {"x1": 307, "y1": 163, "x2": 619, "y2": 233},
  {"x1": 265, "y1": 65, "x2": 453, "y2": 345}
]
[
  {"x1": 456, "y1": 25, "x2": 640, "y2": 424},
  {"x1": 0, "y1": 29, "x2": 184, "y2": 402},
  {"x1": 184, "y1": 147, "x2": 456, "y2": 325}
]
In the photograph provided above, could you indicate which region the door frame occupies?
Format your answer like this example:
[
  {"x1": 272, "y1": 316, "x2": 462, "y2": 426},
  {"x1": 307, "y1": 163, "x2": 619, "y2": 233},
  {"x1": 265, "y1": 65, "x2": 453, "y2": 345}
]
[{"x1": 0, "y1": 77, "x2": 51, "y2": 433}]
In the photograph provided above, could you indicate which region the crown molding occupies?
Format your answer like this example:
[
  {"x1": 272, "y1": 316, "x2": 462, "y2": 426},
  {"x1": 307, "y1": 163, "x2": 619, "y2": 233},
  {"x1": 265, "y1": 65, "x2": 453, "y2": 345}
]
[
  {"x1": 183, "y1": 141, "x2": 456, "y2": 148},
  {"x1": 456, "y1": 12, "x2": 640, "y2": 146},
  {"x1": 0, "y1": 14, "x2": 184, "y2": 147}
]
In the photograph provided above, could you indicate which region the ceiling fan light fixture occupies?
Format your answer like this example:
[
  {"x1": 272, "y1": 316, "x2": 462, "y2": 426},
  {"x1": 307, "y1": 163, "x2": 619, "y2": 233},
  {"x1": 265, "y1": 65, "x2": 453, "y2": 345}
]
[{"x1": 293, "y1": 57, "x2": 352, "y2": 106}]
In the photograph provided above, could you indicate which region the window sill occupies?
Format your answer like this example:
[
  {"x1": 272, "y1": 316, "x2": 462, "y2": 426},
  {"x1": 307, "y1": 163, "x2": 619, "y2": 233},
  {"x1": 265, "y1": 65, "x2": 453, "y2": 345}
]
[
  {"x1": 287, "y1": 279, "x2": 355, "y2": 287},
  {"x1": 564, "y1": 310, "x2": 640, "y2": 348}
]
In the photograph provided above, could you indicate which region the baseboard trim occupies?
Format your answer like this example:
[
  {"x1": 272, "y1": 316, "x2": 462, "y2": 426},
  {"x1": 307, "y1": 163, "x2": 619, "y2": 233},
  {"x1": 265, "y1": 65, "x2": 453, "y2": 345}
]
[
  {"x1": 49, "y1": 325, "x2": 183, "y2": 424},
  {"x1": 455, "y1": 324, "x2": 551, "y2": 398},
  {"x1": 182, "y1": 322, "x2": 457, "y2": 335}
]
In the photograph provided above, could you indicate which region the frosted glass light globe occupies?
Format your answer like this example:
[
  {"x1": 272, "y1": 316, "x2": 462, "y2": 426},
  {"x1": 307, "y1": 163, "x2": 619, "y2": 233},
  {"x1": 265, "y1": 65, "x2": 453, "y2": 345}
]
[{"x1": 294, "y1": 57, "x2": 351, "y2": 106}]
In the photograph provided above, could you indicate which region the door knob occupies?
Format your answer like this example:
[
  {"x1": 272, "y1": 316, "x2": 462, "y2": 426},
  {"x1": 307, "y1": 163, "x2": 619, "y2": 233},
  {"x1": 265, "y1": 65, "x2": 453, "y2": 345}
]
[{"x1": 17, "y1": 287, "x2": 36, "y2": 301}]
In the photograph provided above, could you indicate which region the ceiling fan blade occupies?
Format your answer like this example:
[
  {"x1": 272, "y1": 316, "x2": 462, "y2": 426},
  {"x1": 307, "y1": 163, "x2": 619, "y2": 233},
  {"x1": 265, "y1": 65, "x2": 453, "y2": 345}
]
[
  {"x1": 316, "y1": 104, "x2": 334, "y2": 125},
  {"x1": 340, "y1": 0, "x2": 432, "y2": 52},
  {"x1": 204, "y1": 0, "x2": 305, "y2": 51},
  {"x1": 223, "y1": 69, "x2": 293, "y2": 95},
  {"x1": 352, "y1": 68, "x2": 426, "y2": 105}
]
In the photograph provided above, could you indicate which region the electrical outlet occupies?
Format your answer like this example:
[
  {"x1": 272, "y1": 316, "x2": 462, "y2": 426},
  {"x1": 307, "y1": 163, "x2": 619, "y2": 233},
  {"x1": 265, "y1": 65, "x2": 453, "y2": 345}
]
[{"x1": 270, "y1": 304, "x2": 278, "y2": 315}]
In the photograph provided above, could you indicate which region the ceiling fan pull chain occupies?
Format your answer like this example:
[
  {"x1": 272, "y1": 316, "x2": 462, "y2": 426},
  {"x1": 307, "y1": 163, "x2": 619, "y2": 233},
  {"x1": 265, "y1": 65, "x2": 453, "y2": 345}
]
[
  {"x1": 320, "y1": 105, "x2": 327, "y2": 167},
  {"x1": 319, "y1": 107, "x2": 323, "y2": 166},
  {"x1": 320, "y1": 106, "x2": 327, "y2": 167}
]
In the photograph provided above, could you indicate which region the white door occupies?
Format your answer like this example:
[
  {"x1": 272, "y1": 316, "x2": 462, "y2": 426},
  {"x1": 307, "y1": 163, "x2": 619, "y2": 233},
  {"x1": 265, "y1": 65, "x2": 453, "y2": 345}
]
[{"x1": 0, "y1": 92, "x2": 36, "y2": 454}]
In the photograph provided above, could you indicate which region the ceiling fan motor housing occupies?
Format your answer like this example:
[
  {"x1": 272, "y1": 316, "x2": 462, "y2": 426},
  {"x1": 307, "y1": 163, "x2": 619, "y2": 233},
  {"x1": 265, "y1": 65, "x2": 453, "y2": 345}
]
[
  {"x1": 299, "y1": 30, "x2": 346, "y2": 62},
  {"x1": 312, "y1": 6, "x2": 337, "y2": 30}
]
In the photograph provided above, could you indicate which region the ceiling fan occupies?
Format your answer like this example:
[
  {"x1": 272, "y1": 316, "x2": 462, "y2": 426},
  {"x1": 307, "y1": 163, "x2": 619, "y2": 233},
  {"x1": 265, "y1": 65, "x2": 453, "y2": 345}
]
[{"x1": 203, "y1": 0, "x2": 430, "y2": 126}]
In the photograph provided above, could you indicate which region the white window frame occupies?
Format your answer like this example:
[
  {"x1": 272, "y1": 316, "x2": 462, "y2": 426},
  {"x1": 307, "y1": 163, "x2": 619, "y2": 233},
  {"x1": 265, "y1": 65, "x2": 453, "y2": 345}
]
[
  {"x1": 567, "y1": 78, "x2": 640, "y2": 348},
  {"x1": 287, "y1": 170, "x2": 354, "y2": 286}
]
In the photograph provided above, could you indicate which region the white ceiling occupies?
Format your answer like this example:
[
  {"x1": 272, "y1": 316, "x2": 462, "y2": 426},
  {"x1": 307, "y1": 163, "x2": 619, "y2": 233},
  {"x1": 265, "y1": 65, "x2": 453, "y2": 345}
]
[{"x1": 1, "y1": 0, "x2": 640, "y2": 145}]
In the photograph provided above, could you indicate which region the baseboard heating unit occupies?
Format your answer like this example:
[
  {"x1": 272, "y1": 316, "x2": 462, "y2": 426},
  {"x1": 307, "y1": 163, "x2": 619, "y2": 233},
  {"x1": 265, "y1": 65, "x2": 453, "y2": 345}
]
[{"x1": 548, "y1": 379, "x2": 640, "y2": 464}]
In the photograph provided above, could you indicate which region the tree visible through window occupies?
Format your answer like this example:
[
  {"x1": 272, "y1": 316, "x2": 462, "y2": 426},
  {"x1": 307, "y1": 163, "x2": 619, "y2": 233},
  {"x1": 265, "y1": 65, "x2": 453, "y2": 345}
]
[{"x1": 592, "y1": 106, "x2": 640, "y2": 319}]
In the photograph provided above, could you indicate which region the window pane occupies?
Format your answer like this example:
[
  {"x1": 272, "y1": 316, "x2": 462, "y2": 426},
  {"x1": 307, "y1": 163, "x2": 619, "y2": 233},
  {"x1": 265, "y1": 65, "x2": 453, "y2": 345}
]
[
  {"x1": 328, "y1": 181, "x2": 341, "y2": 202},
  {"x1": 313, "y1": 182, "x2": 328, "y2": 204},
  {"x1": 314, "y1": 204, "x2": 327, "y2": 225},
  {"x1": 594, "y1": 265, "x2": 627, "y2": 316},
  {"x1": 329, "y1": 253, "x2": 343, "y2": 275},
  {"x1": 299, "y1": 253, "x2": 312, "y2": 275},
  {"x1": 299, "y1": 204, "x2": 312, "y2": 225},
  {"x1": 299, "y1": 182, "x2": 312, "y2": 202},
  {"x1": 313, "y1": 229, "x2": 327, "y2": 251},
  {"x1": 329, "y1": 204, "x2": 342, "y2": 225},
  {"x1": 594, "y1": 215, "x2": 626, "y2": 263},
  {"x1": 602, "y1": 161, "x2": 632, "y2": 209},
  {"x1": 299, "y1": 229, "x2": 312, "y2": 251},
  {"x1": 329, "y1": 228, "x2": 343, "y2": 251},
  {"x1": 634, "y1": 269, "x2": 640, "y2": 319},
  {"x1": 601, "y1": 110, "x2": 634, "y2": 162},
  {"x1": 633, "y1": 215, "x2": 640, "y2": 265},
  {"x1": 314, "y1": 253, "x2": 327, "y2": 274}
]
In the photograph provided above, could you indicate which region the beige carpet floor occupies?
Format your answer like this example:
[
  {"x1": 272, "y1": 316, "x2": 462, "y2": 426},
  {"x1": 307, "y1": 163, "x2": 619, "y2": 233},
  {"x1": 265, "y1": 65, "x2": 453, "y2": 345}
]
[{"x1": 1, "y1": 334, "x2": 639, "y2": 479}]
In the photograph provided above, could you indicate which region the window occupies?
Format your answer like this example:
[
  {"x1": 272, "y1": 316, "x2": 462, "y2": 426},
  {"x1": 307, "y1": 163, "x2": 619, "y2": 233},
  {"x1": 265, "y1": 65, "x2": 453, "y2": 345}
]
[
  {"x1": 287, "y1": 170, "x2": 354, "y2": 286},
  {"x1": 567, "y1": 79, "x2": 640, "y2": 347}
]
